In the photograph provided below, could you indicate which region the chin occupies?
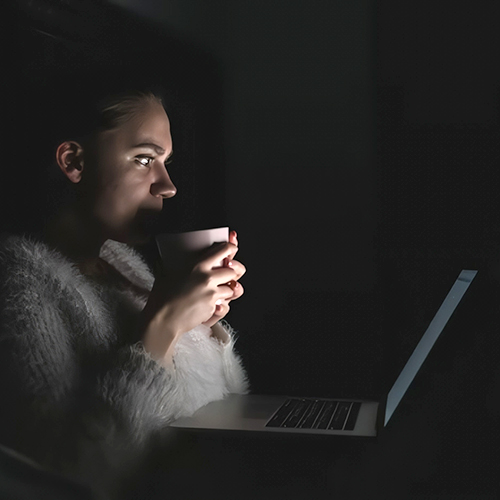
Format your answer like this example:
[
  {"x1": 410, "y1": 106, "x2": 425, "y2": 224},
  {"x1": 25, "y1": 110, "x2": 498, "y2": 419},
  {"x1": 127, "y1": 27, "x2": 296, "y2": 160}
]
[{"x1": 107, "y1": 210, "x2": 162, "y2": 245}]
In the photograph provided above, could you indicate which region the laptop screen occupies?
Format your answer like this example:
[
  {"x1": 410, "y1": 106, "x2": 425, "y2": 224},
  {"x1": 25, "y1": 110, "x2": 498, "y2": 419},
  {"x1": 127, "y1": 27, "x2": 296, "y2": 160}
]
[{"x1": 384, "y1": 269, "x2": 477, "y2": 426}]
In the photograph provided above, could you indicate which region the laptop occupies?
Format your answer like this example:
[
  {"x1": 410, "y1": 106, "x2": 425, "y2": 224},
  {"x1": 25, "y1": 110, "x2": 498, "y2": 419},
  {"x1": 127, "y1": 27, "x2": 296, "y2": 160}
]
[{"x1": 171, "y1": 269, "x2": 477, "y2": 437}]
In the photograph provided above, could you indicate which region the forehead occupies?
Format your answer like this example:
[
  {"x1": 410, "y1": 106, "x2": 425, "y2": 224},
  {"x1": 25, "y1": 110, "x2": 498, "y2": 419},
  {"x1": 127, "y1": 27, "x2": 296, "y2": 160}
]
[{"x1": 100, "y1": 101, "x2": 172, "y2": 151}]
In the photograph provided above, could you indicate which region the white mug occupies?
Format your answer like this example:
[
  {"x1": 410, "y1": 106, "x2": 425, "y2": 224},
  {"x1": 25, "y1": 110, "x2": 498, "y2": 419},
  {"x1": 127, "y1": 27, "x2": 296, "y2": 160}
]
[{"x1": 155, "y1": 227, "x2": 229, "y2": 272}]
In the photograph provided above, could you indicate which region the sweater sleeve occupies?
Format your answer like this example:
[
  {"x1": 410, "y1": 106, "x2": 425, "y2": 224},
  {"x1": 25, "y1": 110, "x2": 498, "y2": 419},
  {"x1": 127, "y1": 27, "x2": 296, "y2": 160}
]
[
  {"x1": 211, "y1": 320, "x2": 249, "y2": 395},
  {"x1": 96, "y1": 321, "x2": 249, "y2": 440},
  {"x1": 94, "y1": 342, "x2": 179, "y2": 438}
]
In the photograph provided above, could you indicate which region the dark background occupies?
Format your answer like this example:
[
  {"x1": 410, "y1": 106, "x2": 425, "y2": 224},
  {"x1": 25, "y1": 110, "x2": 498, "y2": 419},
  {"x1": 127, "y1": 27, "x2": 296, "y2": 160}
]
[{"x1": 7, "y1": 1, "x2": 500, "y2": 498}]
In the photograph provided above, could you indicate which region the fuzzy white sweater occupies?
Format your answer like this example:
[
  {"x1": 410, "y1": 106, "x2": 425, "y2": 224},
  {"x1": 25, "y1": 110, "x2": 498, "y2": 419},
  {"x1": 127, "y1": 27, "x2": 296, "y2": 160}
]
[{"x1": 0, "y1": 234, "x2": 248, "y2": 476}]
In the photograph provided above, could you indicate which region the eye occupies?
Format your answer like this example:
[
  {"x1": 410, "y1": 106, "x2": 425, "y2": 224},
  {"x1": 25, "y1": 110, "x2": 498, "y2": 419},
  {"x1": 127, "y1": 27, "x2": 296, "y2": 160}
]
[
  {"x1": 136, "y1": 156, "x2": 154, "y2": 167},
  {"x1": 164, "y1": 157, "x2": 173, "y2": 167}
]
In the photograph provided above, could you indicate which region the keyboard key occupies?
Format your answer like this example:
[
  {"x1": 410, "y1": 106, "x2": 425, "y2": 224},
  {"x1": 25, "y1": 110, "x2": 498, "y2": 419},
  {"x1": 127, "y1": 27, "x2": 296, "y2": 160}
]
[
  {"x1": 282, "y1": 399, "x2": 311, "y2": 428},
  {"x1": 344, "y1": 402, "x2": 361, "y2": 431},
  {"x1": 316, "y1": 401, "x2": 339, "y2": 429},
  {"x1": 266, "y1": 399, "x2": 299, "y2": 427},
  {"x1": 299, "y1": 400, "x2": 325, "y2": 429},
  {"x1": 328, "y1": 402, "x2": 351, "y2": 430}
]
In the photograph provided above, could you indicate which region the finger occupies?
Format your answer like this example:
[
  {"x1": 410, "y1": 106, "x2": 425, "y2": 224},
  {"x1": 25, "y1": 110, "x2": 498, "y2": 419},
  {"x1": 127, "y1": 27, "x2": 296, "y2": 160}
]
[
  {"x1": 226, "y1": 260, "x2": 246, "y2": 280},
  {"x1": 214, "y1": 302, "x2": 230, "y2": 317},
  {"x1": 203, "y1": 302, "x2": 230, "y2": 327},
  {"x1": 199, "y1": 242, "x2": 238, "y2": 271},
  {"x1": 229, "y1": 230, "x2": 238, "y2": 246},
  {"x1": 214, "y1": 283, "x2": 236, "y2": 302},
  {"x1": 226, "y1": 281, "x2": 244, "y2": 301},
  {"x1": 209, "y1": 266, "x2": 238, "y2": 285}
]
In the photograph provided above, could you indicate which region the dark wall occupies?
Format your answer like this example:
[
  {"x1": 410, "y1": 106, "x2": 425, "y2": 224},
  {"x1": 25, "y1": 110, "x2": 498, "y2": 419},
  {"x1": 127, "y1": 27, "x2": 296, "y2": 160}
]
[
  {"x1": 217, "y1": 2, "x2": 377, "y2": 397},
  {"x1": 373, "y1": 1, "x2": 500, "y2": 393},
  {"x1": 376, "y1": 1, "x2": 500, "y2": 253}
]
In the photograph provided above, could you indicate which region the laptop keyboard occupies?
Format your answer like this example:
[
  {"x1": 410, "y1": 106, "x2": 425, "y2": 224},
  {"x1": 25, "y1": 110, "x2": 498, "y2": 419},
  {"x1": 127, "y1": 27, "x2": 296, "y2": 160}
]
[{"x1": 265, "y1": 398, "x2": 361, "y2": 431}]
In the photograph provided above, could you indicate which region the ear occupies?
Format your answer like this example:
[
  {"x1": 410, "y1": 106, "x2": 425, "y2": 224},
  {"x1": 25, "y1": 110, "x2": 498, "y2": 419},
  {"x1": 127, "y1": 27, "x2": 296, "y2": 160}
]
[{"x1": 55, "y1": 141, "x2": 85, "y2": 183}]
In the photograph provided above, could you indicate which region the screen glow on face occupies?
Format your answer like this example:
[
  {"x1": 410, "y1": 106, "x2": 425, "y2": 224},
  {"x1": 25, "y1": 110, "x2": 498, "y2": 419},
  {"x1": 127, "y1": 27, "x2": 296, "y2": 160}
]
[{"x1": 88, "y1": 102, "x2": 176, "y2": 243}]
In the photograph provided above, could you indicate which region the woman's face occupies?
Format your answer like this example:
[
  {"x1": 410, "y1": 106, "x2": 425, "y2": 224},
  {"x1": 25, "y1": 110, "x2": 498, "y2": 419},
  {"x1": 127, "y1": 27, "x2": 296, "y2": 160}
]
[{"x1": 82, "y1": 101, "x2": 176, "y2": 244}]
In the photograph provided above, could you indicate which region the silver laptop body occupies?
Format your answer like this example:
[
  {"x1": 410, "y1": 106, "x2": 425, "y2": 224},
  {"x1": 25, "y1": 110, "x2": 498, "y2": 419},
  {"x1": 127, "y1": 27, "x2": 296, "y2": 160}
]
[{"x1": 171, "y1": 270, "x2": 477, "y2": 437}]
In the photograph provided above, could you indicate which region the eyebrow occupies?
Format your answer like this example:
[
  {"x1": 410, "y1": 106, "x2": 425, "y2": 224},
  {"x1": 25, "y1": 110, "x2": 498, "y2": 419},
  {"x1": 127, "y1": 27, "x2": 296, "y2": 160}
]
[{"x1": 132, "y1": 142, "x2": 171, "y2": 156}]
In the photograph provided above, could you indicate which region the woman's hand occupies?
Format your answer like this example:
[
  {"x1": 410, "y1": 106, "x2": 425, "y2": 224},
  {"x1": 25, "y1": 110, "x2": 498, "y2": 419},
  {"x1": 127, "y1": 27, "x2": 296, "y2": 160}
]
[
  {"x1": 203, "y1": 231, "x2": 245, "y2": 328},
  {"x1": 139, "y1": 232, "x2": 244, "y2": 362}
]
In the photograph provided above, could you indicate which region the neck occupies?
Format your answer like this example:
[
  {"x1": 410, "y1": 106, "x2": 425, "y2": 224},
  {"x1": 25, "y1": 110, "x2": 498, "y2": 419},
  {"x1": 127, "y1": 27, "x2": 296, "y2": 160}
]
[{"x1": 44, "y1": 204, "x2": 105, "y2": 263}]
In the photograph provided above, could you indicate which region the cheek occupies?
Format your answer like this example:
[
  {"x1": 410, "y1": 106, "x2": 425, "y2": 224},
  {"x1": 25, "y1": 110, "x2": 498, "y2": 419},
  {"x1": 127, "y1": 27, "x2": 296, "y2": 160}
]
[
  {"x1": 100, "y1": 176, "x2": 151, "y2": 218},
  {"x1": 87, "y1": 152, "x2": 152, "y2": 219}
]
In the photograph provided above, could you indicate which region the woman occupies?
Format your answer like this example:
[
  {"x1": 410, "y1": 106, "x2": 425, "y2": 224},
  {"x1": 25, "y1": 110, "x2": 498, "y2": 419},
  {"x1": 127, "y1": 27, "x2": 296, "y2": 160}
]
[{"x1": 0, "y1": 88, "x2": 247, "y2": 494}]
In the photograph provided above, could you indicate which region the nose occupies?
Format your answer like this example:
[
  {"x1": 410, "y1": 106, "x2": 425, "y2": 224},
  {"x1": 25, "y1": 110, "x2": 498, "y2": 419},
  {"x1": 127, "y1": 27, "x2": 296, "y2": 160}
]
[{"x1": 151, "y1": 164, "x2": 177, "y2": 199}]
